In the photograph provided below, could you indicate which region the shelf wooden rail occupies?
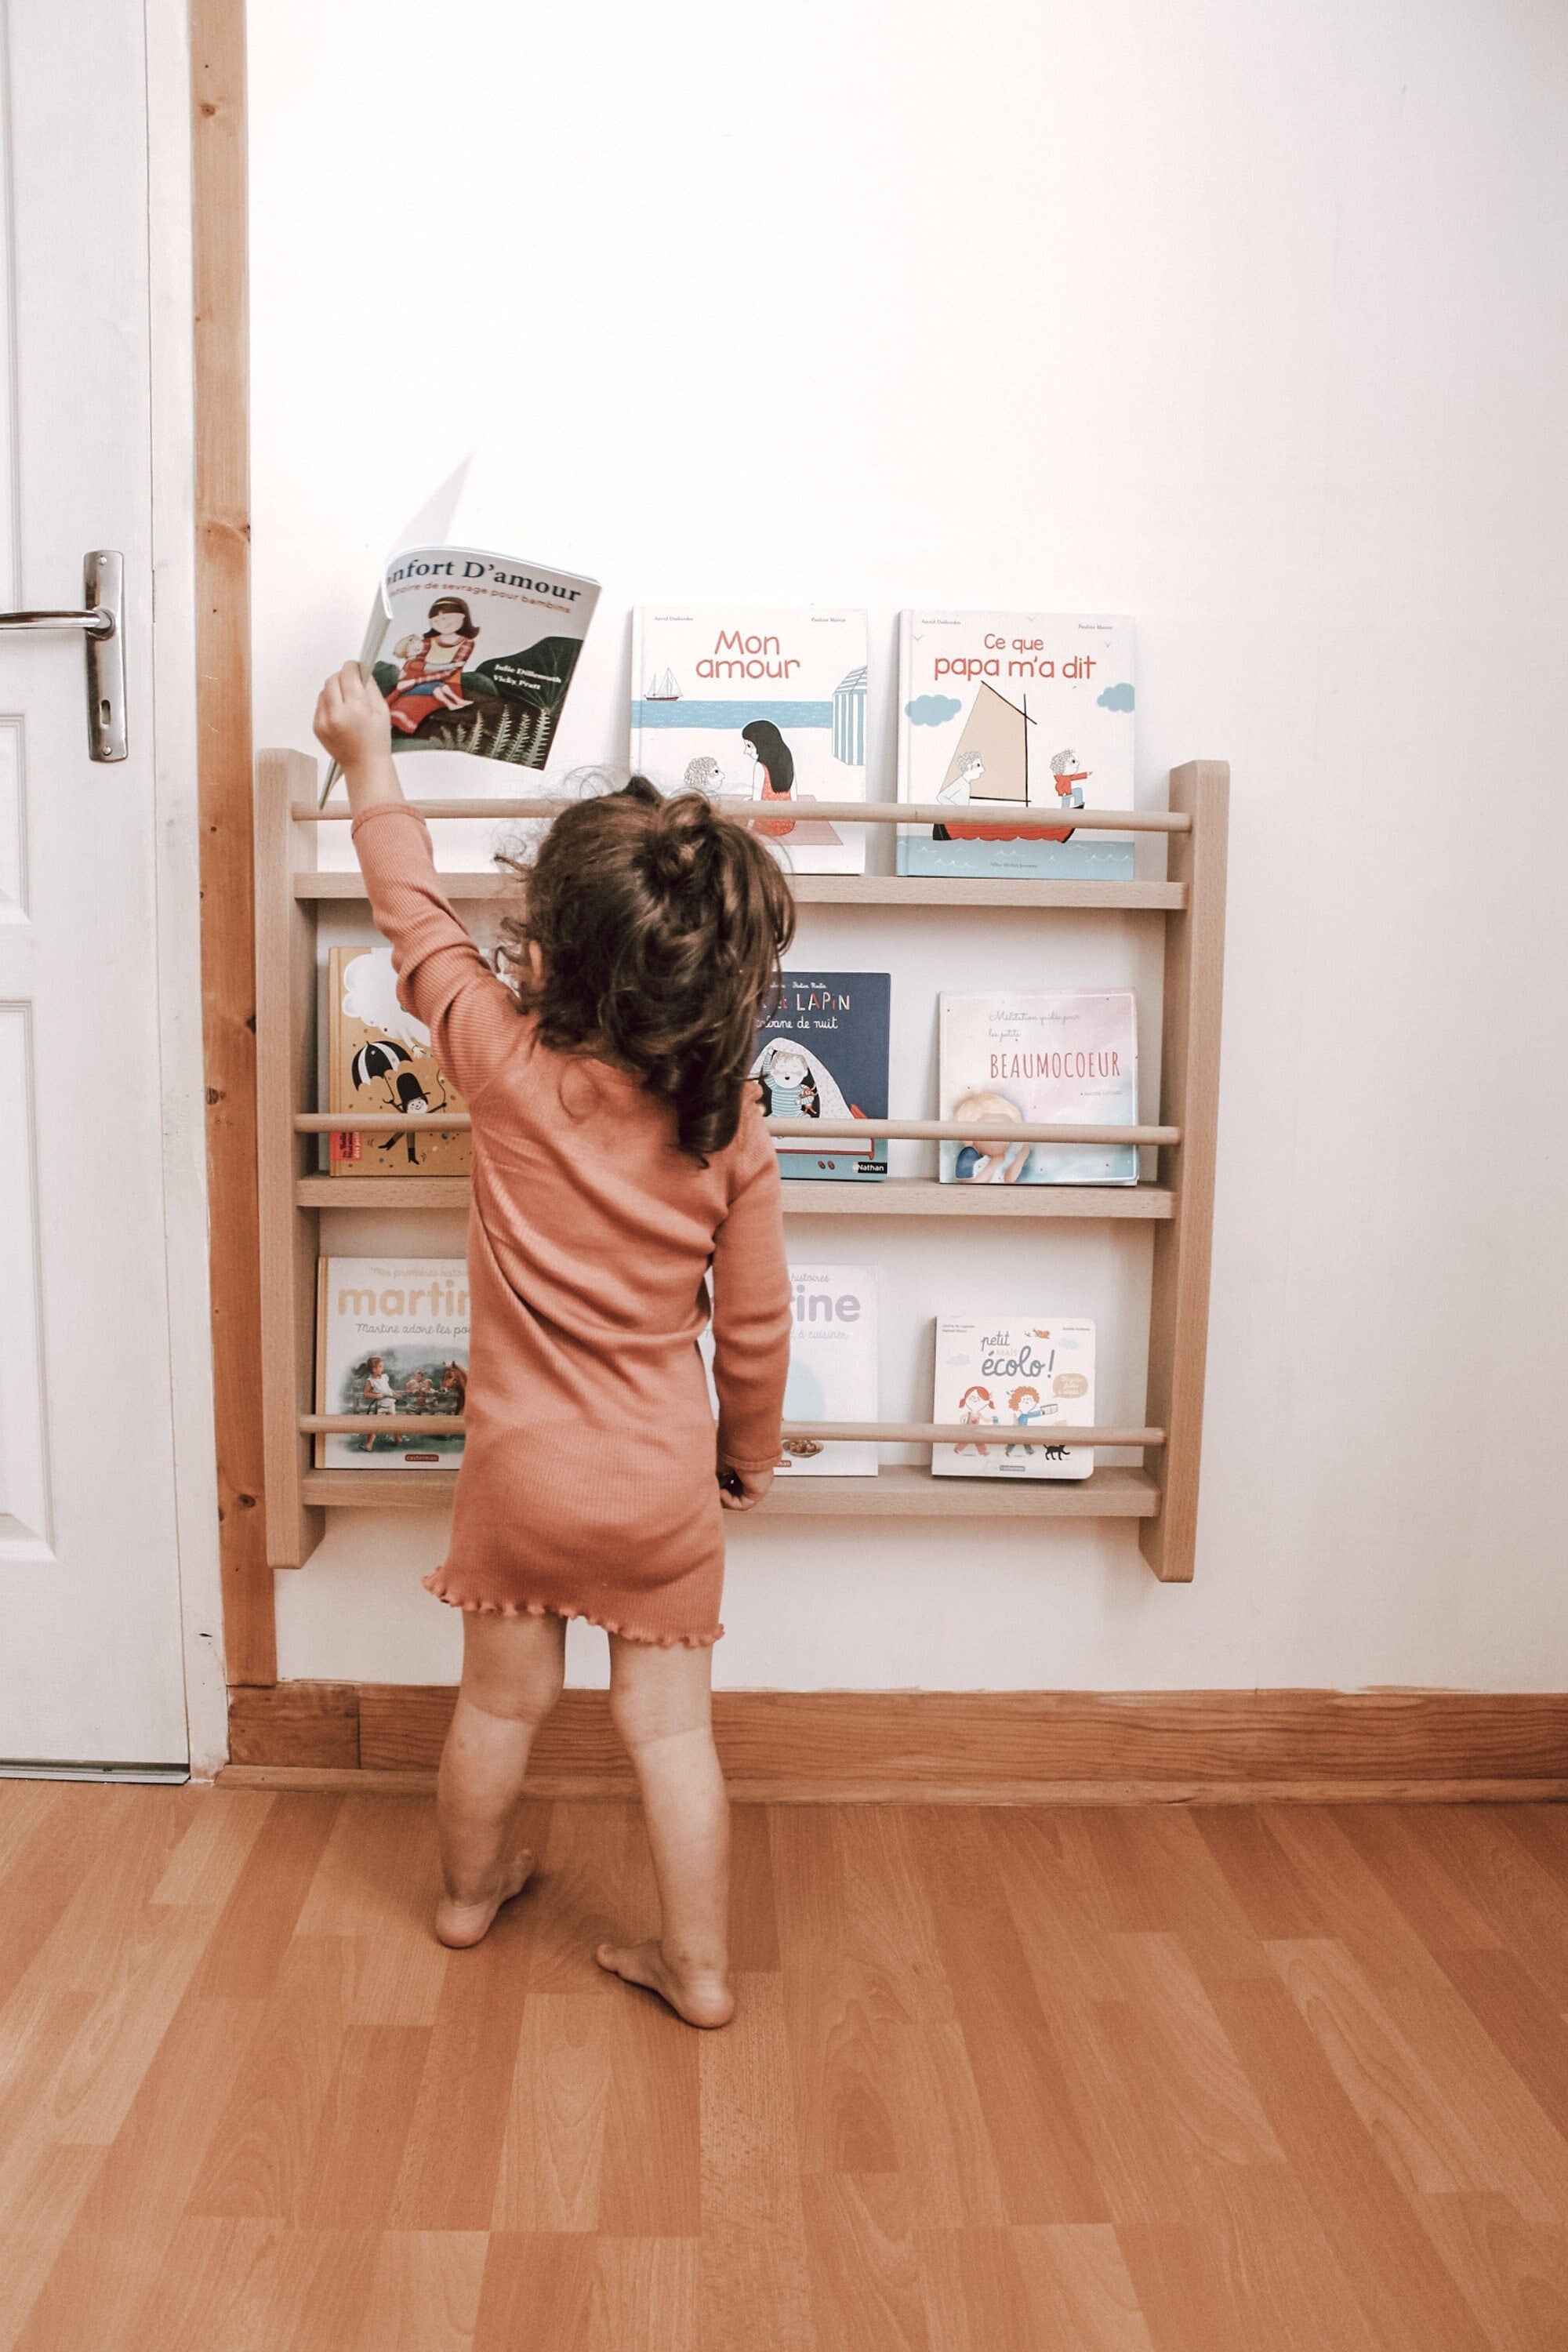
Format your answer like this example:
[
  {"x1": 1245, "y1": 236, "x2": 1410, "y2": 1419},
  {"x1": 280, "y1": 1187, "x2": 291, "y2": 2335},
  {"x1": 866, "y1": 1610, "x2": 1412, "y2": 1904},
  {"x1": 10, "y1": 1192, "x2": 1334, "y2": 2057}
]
[{"x1": 255, "y1": 747, "x2": 1229, "y2": 1578}]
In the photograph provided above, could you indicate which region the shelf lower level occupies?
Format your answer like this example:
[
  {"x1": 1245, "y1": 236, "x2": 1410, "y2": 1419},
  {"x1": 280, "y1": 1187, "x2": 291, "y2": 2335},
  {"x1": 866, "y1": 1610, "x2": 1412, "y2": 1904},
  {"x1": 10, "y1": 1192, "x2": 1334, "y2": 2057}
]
[
  {"x1": 298, "y1": 1175, "x2": 1173, "y2": 1218},
  {"x1": 298, "y1": 1464, "x2": 1158, "y2": 1519},
  {"x1": 294, "y1": 870, "x2": 1185, "y2": 911}
]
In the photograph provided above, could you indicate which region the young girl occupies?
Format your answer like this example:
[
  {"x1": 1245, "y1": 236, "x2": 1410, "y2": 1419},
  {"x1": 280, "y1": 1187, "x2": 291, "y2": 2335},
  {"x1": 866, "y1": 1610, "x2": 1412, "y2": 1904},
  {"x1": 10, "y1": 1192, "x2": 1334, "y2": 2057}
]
[{"x1": 314, "y1": 663, "x2": 796, "y2": 2030}]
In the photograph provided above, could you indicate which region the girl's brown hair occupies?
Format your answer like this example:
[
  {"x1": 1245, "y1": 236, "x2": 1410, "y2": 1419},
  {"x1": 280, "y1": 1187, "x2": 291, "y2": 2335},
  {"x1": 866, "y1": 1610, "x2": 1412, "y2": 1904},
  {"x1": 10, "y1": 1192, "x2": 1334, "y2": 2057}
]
[{"x1": 496, "y1": 778, "x2": 796, "y2": 1162}]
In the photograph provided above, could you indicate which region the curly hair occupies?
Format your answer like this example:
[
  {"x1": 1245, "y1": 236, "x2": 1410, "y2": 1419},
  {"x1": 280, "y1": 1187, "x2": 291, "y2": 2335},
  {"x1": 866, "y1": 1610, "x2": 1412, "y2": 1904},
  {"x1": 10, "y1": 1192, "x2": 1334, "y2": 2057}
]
[{"x1": 495, "y1": 778, "x2": 796, "y2": 1162}]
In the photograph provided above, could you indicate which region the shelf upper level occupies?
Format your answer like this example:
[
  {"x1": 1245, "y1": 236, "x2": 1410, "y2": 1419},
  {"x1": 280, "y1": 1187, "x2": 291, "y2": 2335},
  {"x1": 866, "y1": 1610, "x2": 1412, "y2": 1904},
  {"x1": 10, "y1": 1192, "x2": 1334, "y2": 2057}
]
[{"x1": 298, "y1": 1174, "x2": 1174, "y2": 1218}]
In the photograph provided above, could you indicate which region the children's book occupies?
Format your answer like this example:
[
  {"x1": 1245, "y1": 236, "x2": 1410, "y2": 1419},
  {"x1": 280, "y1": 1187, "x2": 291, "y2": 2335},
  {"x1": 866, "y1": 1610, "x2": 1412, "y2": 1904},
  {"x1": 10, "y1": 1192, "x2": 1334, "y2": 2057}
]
[
  {"x1": 778, "y1": 1265, "x2": 879, "y2": 1476},
  {"x1": 931, "y1": 1316, "x2": 1095, "y2": 1479},
  {"x1": 325, "y1": 946, "x2": 471, "y2": 1176},
  {"x1": 315, "y1": 1259, "x2": 470, "y2": 1468},
  {"x1": 897, "y1": 612, "x2": 1134, "y2": 877},
  {"x1": 355, "y1": 545, "x2": 599, "y2": 768},
  {"x1": 751, "y1": 971, "x2": 889, "y2": 1181},
  {"x1": 630, "y1": 608, "x2": 869, "y2": 874},
  {"x1": 939, "y1": 991, "x2": 1139, "y2": 1185}
]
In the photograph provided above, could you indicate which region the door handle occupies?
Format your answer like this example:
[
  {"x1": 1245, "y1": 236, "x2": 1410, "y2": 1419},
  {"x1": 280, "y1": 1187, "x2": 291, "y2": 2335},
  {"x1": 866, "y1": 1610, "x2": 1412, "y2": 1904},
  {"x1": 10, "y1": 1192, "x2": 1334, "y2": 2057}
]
[{"x1": 0, "y1": 551, "x2": 125, "y2": 760}]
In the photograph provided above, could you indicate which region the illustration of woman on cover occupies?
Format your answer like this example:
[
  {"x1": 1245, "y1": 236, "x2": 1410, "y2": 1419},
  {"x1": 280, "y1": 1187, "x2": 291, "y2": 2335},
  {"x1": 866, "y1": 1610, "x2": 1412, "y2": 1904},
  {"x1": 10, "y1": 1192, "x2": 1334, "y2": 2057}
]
[
  {"x1": 360, "y1": 1355, "x2": 400, "y2": 1451},
  {"x1": 740, "y1": 720, "x2": 795, "y2": 838},
  {"x1": 955, "y1": 1384, "x2": 1000, "y2": 1457},
  {"x1": 384, "y1": 596, "x2": 479, "y2": 736}
]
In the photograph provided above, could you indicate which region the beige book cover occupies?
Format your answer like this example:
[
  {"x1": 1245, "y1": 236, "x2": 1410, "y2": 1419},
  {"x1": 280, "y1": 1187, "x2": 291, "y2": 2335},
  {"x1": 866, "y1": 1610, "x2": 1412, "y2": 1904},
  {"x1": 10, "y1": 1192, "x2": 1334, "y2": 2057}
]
[{"x1": 326, "y1": 945, "x2": 472, "y2": 1176}]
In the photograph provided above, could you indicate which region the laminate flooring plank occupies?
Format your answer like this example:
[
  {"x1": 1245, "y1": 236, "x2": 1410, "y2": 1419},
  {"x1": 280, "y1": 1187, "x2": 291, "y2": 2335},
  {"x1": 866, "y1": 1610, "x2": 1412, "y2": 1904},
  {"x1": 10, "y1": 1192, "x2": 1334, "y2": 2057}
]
[
  {"x1": 492, "y1": 1992, "x2": 613, "y2": 2231},
  {"x1": 528, "y1": 1801, "x2": 641, "y2": 1995},
  {"x1": 588, "y1": 2236, "x2": 699, "y2": 2352},
  {"x1": 800, "y1": 2171, "x2": 931, "y2": 2352},
  {"x1": 0, "y1": 1780, "x2": 59, "y2": 1878},
  {"x1": 151, "y1": 1788, "x2": 276, "y2": 1908},
  {"x1": 769, "y1": 1806, "x2": 902, "y2": 2179},
  {"x1": 38, "y1": 1896, "x2": 223, "y2": 2147},
  {"x1": 352, "y1": 2231, "x2": 488, "y2": 2352},
  {"x1": 1412, "y1": 1808, "x2": 1568, "y2": 2008},
  {"x1": 1208, "y1": 1970, "x2": 1492, "y2": 2352},
  {"x1": 1117, "y1": 2169, "x2": 1385, "y2": 2352},
  {"x1": 190, "y1": 1794, "x2": 342, "y2": 1999},
  {"x1": 293, "y1": 1794, "x2": 451, "y2": 2025},
  {"x1": 1332, "y1": 1807, "x2": 1510, "y2": 1957},
  {"x1": 1376, "y1": 1967, "x2": 1568, "y2": 2220},
  {"x1": 699, "y1": 1973, "x2": 815, "y2": 2352},
  {"x1": 120, "y1": 2219, "x2": 377, "y2": 2352},
  {"x1": 472, "y1": 2233, "x2": 597, "y2": 2352},
  {"x1": 299, "y1": 2023, "x2": 434, "y2": 2227},
  {"x1": 597, "y1": 1985, "x2": 702, "y2": 2237},
  {"x1": 1442, "y1": 1948, "x2": 1568, "y2": 2148},
  {"x1": 0, "y1": 1788, "x2": 106, "y2": 2011},
  {"x1": 1191, "y1": 1807, "x2": 1328, "y2": 1942},
  {"x1": 388, "y1": 1905, "x2": 538, "y2": 2230},
  {"x1": 1011, "y1": 2223, "x2": 1157, "y2": 2352},
  {"x1": 1254, "y1": 1809, "x2": 1454, "y2": 1994},
  {"x1": 913, "y1": 2225, "x2": 1036, "y2": 2352},
  {"x1": 1073, "y1": 1807, "x2": 1276, "y2": 1987},
  {"x1": 12, "y1": 1991, "x2": 256, "y2": 2352},
  {"x1": 731, "y1": 1803, "x2": 781, "y2": 1972},
  {"x1": 1490, "y1": 1803, "x2": 1568, "y2": 1898},
  {"x1": 914, "y1": 1808, "x2": 1109, "y2": 2225},
  {"x1": 1266, "y1": 1937, "x2": 1563, "y2": 2223},
  {"x1": 0, "y1": 2143, "x2": 107, "y2": 2352},
  {"x1": 184, "y1": 1934, "x2": 355, "y2": 2221},
  {"x1": 1416, "y1": 2191, "x2": 1568, "y2": 2352}
]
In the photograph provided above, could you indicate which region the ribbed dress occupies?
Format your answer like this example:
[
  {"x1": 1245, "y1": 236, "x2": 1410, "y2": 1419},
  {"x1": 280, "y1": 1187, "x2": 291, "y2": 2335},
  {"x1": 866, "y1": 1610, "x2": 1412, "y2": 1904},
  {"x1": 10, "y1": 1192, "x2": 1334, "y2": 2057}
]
[{"x1": 352, "y1": 800, "x2": 793, "y2": 1646}]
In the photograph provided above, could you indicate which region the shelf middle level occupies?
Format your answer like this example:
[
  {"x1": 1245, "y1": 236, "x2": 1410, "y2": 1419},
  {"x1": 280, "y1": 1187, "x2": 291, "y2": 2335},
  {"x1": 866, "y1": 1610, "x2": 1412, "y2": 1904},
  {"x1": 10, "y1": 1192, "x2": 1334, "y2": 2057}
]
[{"x1": 299, "y1": 1174, "x2": 1174, "y2": 1218}]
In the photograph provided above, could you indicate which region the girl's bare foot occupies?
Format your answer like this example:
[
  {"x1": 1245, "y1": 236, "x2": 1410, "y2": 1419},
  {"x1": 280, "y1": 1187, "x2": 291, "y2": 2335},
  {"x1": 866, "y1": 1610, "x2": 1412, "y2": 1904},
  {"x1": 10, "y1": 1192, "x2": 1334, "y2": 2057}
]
[
  {"x1": 434, "y1": 1849, "x2": 536, "y2": 1949},
  {"x1": 595, "y1": 1939, "x2": 735, "y2": 2028}
]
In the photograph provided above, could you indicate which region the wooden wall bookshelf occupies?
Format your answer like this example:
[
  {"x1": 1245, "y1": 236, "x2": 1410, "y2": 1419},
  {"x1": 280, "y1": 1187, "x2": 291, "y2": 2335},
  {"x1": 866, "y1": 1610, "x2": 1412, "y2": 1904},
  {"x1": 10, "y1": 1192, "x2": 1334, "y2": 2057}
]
[{"x1": 255, "y1": 752, "x2": 1228, "y2": 1581}]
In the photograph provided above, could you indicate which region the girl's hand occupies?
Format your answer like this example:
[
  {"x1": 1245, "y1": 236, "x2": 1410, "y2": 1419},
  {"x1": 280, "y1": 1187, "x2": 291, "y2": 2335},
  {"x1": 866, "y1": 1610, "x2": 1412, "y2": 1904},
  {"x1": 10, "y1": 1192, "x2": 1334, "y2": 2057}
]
[
  {"x1": 718, "y1": 1465, "x2": 773, "y2": 1512},
  {"x1": 314, "y1": 662, "x2": 392, "y2": 768}
]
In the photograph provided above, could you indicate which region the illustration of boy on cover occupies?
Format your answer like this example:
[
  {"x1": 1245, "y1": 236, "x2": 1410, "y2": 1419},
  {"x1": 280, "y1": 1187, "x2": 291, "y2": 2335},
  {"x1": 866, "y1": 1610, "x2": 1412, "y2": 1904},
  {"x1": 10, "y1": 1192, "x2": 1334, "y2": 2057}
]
[
  {"x1": 1041, "y1": 747, "x2": 1089, "y2": 843},
  {"x1": 952, "y1": 1091, "x2": 1031, "y2": 1183},
  {"x1": 383, "y1": 596, "x2": 479, "y2": 735},
  {"x1": 755, "y1": 1040, "x2": 820, "y2": 1121}
]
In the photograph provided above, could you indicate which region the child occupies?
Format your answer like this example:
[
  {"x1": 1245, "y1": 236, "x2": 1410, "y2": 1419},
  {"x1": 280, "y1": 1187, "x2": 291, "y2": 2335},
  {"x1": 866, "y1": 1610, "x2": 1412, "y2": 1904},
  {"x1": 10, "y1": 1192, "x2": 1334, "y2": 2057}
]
[{"x1": 314, "y1": 664, "x2": 796, "y2": 2029}]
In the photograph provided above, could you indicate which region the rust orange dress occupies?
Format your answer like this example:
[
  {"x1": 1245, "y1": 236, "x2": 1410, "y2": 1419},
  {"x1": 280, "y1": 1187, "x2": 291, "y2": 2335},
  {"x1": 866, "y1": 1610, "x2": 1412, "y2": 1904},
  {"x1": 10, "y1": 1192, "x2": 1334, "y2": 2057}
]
[{"x1": 353, "y1": 800, "x2": 793, "y2": 1646}]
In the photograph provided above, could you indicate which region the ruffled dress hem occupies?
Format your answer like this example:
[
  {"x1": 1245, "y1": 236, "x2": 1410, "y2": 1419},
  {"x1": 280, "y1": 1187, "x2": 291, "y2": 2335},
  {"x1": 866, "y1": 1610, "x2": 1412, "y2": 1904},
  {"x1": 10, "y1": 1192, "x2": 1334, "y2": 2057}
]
[{"x1": 422, "y1": 1571, "x2": 722, "y2": 1649}]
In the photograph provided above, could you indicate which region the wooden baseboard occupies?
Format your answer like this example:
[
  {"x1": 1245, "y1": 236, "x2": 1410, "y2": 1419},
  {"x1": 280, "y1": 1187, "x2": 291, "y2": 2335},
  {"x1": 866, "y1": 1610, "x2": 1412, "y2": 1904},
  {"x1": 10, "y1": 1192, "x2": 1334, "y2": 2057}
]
[{"x1": 223, "y1": 1684, "x2": 1568, "y2": 1805}]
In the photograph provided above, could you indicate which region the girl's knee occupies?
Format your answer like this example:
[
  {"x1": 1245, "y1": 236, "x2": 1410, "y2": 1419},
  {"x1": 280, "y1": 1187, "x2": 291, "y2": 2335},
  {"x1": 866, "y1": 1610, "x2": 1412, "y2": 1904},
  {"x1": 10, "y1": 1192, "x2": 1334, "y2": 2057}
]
[
  {"x1": 459, "y1": 1608, "x2": 566, "y2": 1724},
  {"x1": 607, "y1": 1633, "x2": 712, "y2": 1751}
]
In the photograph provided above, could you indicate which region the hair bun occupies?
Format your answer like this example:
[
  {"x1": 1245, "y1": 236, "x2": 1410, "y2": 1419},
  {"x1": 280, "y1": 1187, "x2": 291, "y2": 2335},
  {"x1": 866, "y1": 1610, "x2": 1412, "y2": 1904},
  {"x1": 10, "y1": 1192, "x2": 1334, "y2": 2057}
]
[{"x1": 645, "y1": 792, "x2": 714, "y2": 892}]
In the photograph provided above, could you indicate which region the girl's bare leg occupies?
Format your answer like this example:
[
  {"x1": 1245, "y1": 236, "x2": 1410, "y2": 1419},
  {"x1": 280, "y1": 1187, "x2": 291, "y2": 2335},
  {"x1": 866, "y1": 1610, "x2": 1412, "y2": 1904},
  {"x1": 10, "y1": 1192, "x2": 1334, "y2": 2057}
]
[
  {"x1": 434, "y1": 1608, "x2": 566, "y2": 1948},
  {"x1": 597, "y1": 1634, "x2": 733, "y2": 2027}
]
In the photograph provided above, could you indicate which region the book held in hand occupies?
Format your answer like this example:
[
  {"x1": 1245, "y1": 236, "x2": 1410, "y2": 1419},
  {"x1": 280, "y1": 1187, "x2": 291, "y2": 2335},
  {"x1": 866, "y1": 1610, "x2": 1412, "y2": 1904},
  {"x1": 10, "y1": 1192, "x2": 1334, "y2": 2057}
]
[
  {"x1": 939, "y1": 990, "x2": 1139, "y2": 1185},
  {"x1": 898, "y1": 612, "x2": 1134, "y2": 877},
  {"x1": 359, "y1": 545, "x2": 599, "y2": 768},
  {"x1": 931, "y1": 1316, "x2": 1095, "y2": 1480},
  {"x1": 751, "y1": 971, "x2": 890, "y2": 1181},
  {"x1": 325, "y1": 946, "x2": 471, "y2": 1176},
  {"x1": 630, "y1": 607, "x2": 869, "y2": 874},
  {"x1": 315, "y1": 1259, "x2": 470, "y2": 1468}
]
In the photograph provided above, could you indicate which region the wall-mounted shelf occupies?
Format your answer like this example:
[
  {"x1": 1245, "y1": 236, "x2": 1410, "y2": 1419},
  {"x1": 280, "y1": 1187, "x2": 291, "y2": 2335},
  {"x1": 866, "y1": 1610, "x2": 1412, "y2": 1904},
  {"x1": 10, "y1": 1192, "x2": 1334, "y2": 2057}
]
[{"x1": 256, "y1": 754, "x2": 1228, "y2": 1581}]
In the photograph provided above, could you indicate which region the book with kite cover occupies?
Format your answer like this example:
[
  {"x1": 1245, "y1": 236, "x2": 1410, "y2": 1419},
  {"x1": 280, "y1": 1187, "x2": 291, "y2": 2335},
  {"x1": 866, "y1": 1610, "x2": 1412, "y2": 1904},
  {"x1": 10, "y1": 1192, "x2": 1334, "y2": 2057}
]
[
  {"x1": 750, "y1": 971, "x2": 890, "y2": 1181},
  {"x1": 897, "y1": 612, "x2": 1134, "y2": 877},
  {"x1": 630, "y1": 606, "x2": 868, "y2": 873}
]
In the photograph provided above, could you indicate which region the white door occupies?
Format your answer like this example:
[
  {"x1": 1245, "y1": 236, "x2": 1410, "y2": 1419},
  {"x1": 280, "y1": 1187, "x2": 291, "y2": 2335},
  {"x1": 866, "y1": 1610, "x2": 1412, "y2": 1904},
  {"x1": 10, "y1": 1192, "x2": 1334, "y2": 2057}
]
[{"x1": 0, "y1": 3, "x2": 208, "y2": 1769}]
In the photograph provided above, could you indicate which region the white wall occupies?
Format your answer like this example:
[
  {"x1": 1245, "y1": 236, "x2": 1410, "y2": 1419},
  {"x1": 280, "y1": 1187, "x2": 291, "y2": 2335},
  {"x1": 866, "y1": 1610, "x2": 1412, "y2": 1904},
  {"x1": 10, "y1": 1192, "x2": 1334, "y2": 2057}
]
[{"x1": 250, "y1": 0, "x2": 1568, "y2": 1693}]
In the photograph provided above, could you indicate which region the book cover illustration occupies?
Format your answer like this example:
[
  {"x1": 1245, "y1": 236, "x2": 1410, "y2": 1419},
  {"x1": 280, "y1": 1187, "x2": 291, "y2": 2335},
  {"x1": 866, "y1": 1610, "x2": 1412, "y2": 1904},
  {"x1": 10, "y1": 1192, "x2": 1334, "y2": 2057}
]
[
  {"x1": 778, "y1": 1265, "x2": 878, "y2": 1476},
  {"x1": 630, "y1": 608, "x2": 869, "y2": 874},
  {"x1": 325, "y1": 946, "x2": 471, "y2": 1175},
  {"x1": 359, "y1": 543, "x2": 599, "y2": 768},
  {"x1": 897, "y1": 612, "x2": 1134, "y2": 877},
  {"x1": 751, "y1": 971, "x2": 890, "y2": 1181},
  {"x1": 315, "y1": 1258, "x2": 469, "y2": 1468},
  {"x1": 931, "y1": 1316, "x2": 1095, "y2": 1480},
  {"x1": 938, "y1": 991, "x2": 1139, "y2": 1185}
]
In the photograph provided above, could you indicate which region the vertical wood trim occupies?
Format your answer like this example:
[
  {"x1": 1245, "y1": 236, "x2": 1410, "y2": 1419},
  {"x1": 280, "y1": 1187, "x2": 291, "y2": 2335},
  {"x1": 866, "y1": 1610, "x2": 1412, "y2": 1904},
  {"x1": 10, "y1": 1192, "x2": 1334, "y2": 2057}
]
[
  {"x1": 1140, "y1": 760, "x2": 1229, "y2": 1581},
  {"x1": 254, "y1": 749, "x2": 324, "y2": 1567},
  {"x1": 191, "y1": 0, "x2": 274, "y2": 1679}
]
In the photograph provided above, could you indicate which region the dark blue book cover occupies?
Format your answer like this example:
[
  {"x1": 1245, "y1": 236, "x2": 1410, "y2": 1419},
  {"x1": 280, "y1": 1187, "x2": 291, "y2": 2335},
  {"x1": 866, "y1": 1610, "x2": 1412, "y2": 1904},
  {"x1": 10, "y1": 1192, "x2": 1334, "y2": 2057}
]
[{"x1": 750, "y1": 971, "x2": 891, "y2": 1180}]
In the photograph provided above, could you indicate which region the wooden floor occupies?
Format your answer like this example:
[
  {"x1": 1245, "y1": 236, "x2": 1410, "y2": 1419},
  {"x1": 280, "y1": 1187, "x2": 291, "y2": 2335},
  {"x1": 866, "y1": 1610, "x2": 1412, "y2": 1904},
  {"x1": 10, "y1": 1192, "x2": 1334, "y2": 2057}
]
[{"x1": 5, "y1": 1785, "x2": 1568, "y2": 2350}]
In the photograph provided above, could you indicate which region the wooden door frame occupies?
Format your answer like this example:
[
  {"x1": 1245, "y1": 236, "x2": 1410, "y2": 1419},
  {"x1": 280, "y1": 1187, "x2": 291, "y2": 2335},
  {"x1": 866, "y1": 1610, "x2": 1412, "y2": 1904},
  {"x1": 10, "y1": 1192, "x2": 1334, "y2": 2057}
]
[{"x1": 191, "y1": 0, "x2": 275, "y2": 1686}]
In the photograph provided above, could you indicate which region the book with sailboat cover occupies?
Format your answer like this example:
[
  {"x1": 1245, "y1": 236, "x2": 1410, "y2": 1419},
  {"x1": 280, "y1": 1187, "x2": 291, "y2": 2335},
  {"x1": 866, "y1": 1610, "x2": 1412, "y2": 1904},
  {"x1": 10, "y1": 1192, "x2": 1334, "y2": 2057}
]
[
  {"x1": 630, "y1": 607, "x2": 869, "y2": 873},
  {"x1": 938, "y1": 990, "x2": 1139, "y2": 1185},
  {"x1": 897, "y1": 612, "x2": 1134, "y2": 877}
]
